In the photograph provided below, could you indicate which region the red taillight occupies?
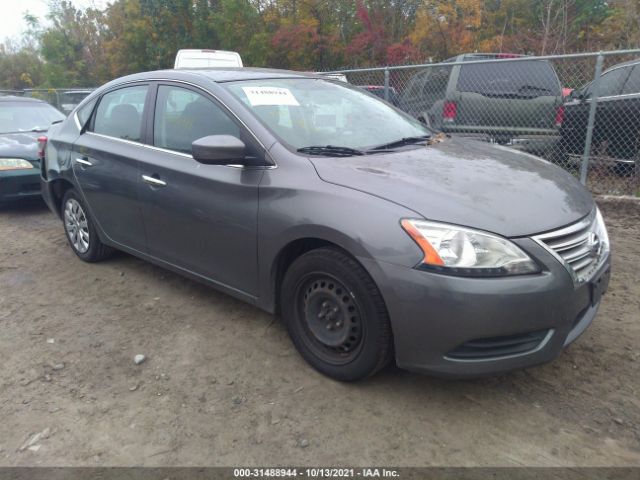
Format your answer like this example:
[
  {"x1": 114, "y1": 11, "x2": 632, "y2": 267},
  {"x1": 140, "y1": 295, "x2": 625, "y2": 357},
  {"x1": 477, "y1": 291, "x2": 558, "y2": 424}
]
[
  {"x1": 443, "y1": 101, "x2": 457, "y2": 122},
  {"x1": 495, "y1": 53, "x2": 522, "y2": 59},
  {"x1": 555, "y1": 105, "x2": 565, "y2": 127},
  {"x1": 37, "y1": 135, "x2": 47, "y2": 161}
]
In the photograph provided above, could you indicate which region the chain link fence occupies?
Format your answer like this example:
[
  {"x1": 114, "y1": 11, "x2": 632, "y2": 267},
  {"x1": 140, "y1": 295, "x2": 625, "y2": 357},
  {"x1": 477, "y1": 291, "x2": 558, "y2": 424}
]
[{"x1": 326, "y1": 50, "x2": 640, "y2": 197}]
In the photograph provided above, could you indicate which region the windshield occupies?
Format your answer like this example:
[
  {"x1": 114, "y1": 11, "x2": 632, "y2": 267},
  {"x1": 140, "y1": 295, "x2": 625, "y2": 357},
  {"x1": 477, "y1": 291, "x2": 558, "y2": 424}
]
[
  {"x1": 224, "y1": 78, "x2": 429, "y2": 151},
  {"x1": 0, "y1": 102, "x2": 65, "y2": 134}
]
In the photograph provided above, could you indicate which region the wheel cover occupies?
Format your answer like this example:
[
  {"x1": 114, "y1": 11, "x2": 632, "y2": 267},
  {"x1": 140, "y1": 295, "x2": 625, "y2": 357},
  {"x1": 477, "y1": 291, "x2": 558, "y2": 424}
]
[
  {"x1": 296, "y1": 273, "x2": 364, "y2": 365},
  {"x1": 64, "y1": 198, "x2": 90, "y2": 254}
]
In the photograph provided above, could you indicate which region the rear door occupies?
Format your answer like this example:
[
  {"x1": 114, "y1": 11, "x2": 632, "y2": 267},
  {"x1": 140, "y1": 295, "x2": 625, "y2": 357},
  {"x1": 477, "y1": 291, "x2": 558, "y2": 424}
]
[
  {"x1": 136, "y1": 83, "x2": 263, "y2": 295},
  {"x1": 72, "y1": 84, "x2": 150, "y2": 252},
  {"x1": 452, "y1": 60, "x2": 562, "y2": 136}
]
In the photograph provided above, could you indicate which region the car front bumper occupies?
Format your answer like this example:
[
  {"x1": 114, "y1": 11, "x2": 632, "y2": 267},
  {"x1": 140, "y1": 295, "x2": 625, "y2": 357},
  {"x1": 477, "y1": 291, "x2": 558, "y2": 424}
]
[
  {"x1": 0, "y1": 169, "x2": 42, "y2": 202},
  {"x1": 361, "y1": 238, "x2": 611, "y2": 378}
]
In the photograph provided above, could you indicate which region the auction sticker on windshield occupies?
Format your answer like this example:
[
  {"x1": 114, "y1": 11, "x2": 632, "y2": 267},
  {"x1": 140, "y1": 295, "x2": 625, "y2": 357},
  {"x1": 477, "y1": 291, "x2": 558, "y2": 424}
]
[{"x1": 242, "y1": 86, "x2": 300, "y2": 106}]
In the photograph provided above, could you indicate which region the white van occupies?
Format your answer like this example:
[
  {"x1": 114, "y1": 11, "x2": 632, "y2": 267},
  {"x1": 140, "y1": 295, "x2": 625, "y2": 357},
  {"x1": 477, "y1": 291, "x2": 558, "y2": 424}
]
[{"x1": 174, "y1": 50, "x2": 243, "y2": 69}]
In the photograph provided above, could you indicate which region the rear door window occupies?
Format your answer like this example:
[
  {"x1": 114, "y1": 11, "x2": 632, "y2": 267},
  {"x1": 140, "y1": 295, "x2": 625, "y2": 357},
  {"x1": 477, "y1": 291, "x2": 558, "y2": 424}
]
[
  {"x1": 596, "y1": 67, "x2": 630, "y2": 97},
  {"x1": 77, "y1": 98, "x2": 97, "y2": 127},
  {"x1": 621, "y1": 64, "x2": 640, "y2": 95},
  {"x1": 404, "y1": 70, "x2": 431, "y2": 100},
  {"x1": 422, "y1": 66, "x2": 451, "y2": 99},
  {"x1": 457, "y1": 60, "x2": 560, "y2": 97},
  {"x1": 92, "y1": 85, "x2": 149, "y2": 142}
]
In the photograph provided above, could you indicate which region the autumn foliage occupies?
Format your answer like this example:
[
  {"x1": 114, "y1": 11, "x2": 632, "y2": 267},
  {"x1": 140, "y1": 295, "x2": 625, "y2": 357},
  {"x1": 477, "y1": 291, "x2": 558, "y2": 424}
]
[{"x1": 0, "y1": 0, "x2": 639, "y2": 89}]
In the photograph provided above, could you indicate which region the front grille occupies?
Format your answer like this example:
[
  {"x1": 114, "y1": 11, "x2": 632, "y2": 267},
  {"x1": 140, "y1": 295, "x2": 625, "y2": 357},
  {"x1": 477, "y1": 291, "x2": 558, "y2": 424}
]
[
  {"x1": 533, "y1": 210, "x2": 606, "y2": 284},
  {"x1": 446, "y1": 329, "x2": 551, "y2": 360}
]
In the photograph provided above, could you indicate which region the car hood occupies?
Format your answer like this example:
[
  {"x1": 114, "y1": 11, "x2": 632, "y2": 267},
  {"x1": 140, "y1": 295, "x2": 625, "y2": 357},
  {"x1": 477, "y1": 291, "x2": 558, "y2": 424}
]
[
  {"x1": 0, "y1": 132, "x2": 41, "y2": 163},
  {"x1": 309, "y1": 137, "x2": 593, "y2": 237}
]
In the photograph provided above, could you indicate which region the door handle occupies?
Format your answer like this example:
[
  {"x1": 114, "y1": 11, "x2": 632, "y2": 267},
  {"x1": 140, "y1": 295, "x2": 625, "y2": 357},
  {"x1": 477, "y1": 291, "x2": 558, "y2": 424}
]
[
  {"x1": 142, "y1": 174, "x2": 167, "y2": 187},
  {"x1": 74, "y1": 157, "x2": 93, "y2": 167}
]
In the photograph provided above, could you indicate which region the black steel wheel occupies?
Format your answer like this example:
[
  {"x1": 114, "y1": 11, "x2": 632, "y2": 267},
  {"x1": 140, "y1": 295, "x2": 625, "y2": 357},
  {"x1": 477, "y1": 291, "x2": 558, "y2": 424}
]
[
  {"x1": 280, "y1": 247, "x2": 393, "y2": 381},
  {"x1": 297, "y1": 273, "x2": 365, "y2": 364}
]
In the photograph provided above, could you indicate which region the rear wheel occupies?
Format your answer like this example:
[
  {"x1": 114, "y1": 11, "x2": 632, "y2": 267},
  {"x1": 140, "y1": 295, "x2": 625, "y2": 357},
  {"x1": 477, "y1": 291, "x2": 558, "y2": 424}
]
[
  {"x1": 62, "y1": 189, "x2": 112, "y2": 262},
  {"x1": 280, "y1": 248, "x2": 393, "y2": 381}
]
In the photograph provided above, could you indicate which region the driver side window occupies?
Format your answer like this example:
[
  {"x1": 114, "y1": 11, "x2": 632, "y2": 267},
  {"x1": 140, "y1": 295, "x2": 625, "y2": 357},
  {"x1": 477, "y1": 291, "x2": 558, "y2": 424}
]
[{"x1": 153, "y1": 85, "x2": 240, "y2": 155}]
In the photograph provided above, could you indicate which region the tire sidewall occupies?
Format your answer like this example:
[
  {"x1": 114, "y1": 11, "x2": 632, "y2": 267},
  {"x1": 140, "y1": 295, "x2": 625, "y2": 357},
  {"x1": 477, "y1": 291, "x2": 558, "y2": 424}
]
[
  {"x1": 62, "y1": 189, "x2": 102, "y2": 262},
  {"x1": 281, "y1": 249, "x2": 391, "y2": 381}
]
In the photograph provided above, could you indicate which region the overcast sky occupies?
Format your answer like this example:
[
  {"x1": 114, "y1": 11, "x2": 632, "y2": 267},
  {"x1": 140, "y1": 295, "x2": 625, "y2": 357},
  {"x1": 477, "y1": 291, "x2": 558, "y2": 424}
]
[{"x1": 1, "y1": 0, "x2": 106, "y2": 43}]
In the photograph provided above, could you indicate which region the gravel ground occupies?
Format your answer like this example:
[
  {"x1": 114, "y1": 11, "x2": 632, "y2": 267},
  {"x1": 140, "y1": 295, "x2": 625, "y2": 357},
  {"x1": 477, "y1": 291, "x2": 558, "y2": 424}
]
[{"x1": 0, "y1": 198, "x2": 639, "y2": 467}]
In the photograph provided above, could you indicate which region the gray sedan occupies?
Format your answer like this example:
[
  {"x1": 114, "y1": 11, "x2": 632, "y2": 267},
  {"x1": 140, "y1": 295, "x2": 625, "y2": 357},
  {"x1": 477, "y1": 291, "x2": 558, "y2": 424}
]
[{"x1": 41, "y1": 68, "x2": 611, "y2": 381}]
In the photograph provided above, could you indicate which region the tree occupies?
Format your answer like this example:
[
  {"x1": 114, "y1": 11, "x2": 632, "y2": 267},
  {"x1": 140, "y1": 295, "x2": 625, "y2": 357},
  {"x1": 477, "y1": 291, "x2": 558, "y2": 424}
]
[
  {"x1": 0, "y1": 0, "x2": 635, "y2": 90},
  {"x1": 0, "y1": 41, "x2": 44, "y2": 90},
  {"x1": 35, "y1": 0, "x2": 109, "y2": 87}
]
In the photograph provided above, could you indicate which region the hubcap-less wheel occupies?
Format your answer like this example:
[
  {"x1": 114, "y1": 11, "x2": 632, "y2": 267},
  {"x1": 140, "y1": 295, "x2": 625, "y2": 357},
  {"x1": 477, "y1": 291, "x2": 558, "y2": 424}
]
[
  {"x1": 64, "y1": 198, "x2": 90, "y2": 254},
  {"x1": 297, "y1": 274, "x2": 364, "y2": 365}
]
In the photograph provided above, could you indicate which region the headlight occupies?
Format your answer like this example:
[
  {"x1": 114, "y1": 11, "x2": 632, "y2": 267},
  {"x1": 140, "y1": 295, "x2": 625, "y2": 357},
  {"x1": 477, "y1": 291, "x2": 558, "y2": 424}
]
[
  {"x1": 401, "y1": 219, "x2": 540, "y2": 276},
  {"x1": 593, "y1": 207, "x2": 610, "y2": 259},
  {"x1": 0, "y1": 158, "x2": 34, "y2": 171}
]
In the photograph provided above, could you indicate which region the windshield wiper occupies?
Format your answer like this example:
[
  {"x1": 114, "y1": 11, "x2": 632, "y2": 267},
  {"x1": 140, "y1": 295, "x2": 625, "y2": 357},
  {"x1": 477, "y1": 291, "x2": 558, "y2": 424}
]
[
  {"x1": 369, "y1": 135, "x2": 430, "y2": 151},
  {"x1": 297, "y1": 145, "x2": 365, "y2": 157}
]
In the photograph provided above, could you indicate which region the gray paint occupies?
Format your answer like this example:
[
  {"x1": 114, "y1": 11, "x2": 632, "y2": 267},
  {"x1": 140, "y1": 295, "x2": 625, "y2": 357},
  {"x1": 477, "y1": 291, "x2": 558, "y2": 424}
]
[
  {"x1": 309, "y1": 137, "x2": 593, "y2": 237},
  {"x1": 41, "y1": 68, "x2": 609, "y2": 377}
]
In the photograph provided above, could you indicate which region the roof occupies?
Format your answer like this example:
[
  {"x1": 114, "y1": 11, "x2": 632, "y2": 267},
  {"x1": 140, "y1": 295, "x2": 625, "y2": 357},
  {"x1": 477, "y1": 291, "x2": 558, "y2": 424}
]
[
  {"x1": 106, "y1": 67, "x2": 317, "y2": 87},
  {"x1": 604, "y1": 58, "x2": 640, "y2": 74},
  {"x1": 178, "y1": 67, "x2": 314, "y2": 82},
  {"x1": 0, "y1": 95, "x2": 46, "y2": 103}
]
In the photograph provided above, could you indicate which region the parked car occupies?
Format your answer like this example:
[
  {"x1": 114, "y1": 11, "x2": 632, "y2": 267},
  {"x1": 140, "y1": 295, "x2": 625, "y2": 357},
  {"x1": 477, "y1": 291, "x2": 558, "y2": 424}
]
[
  {"x1": 58, "y1": 90, "x2": 94, "y2": 115},
  {"x1": 399, "y1": 53, "x2": 565, "y2": 153},
  {"x1": 41, "y1": 68, "x2": 610, "y2": 381},
  {"x1": 174, "y1": 49, "x2": 243, "y2": 69},
  {"x1": 0, "y1": 96, "x2": 64, "y2": 204},
  {"x1": 561, "y1": 58, "x2": 640, "y2": 174},
  {"x1": 358, "y1": 85, "x2": 400, "y2": 106}
]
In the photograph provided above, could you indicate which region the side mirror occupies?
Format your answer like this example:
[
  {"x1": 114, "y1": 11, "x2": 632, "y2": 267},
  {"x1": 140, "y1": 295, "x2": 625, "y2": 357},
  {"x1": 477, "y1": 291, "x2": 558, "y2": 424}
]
[{"x1": 192, "y1": 135, "x2": 246, "y2": 165}]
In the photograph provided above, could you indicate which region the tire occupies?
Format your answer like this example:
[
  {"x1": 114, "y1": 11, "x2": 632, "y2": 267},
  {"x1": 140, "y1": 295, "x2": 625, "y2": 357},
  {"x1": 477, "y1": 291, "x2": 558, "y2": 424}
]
[
  {"x1": 280, "y1": 247, "x2": 393, "y2": 382},
  {"x1": 61, "y1": 189, "x2": 112, "y2": 262}
]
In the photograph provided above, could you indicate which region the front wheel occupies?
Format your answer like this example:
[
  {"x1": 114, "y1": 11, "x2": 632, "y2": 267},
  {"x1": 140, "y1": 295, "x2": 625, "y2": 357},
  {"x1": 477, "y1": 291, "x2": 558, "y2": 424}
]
[
  {"x1": 62, "y1": 189, "x2": 112, "y2": 262},
  {"x1": 280, "y1": 248, "x2": 393, "y2": 381}
]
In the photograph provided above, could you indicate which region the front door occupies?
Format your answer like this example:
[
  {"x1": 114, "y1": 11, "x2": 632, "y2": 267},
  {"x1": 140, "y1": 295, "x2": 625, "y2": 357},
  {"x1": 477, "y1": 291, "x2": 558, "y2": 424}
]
[{"x1": 137, "y1": 83, "x2": 263, "y2": 296}]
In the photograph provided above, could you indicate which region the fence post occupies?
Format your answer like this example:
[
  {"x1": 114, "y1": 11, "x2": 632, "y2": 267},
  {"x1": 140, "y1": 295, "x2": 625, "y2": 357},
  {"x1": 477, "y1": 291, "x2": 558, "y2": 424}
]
[
  {"x1": 384, "y1": 67, "x2": 390, "y2": 102},
  {"x1": 580, "y1": 53, "x2": 604, "y2": 185}
]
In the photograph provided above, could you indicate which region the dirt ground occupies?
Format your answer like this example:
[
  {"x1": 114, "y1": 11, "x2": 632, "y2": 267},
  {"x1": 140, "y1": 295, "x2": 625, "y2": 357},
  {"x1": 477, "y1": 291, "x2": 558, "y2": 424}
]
[{"x1": 0, "y1": 198, "x2": 639, "y2": 467}]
